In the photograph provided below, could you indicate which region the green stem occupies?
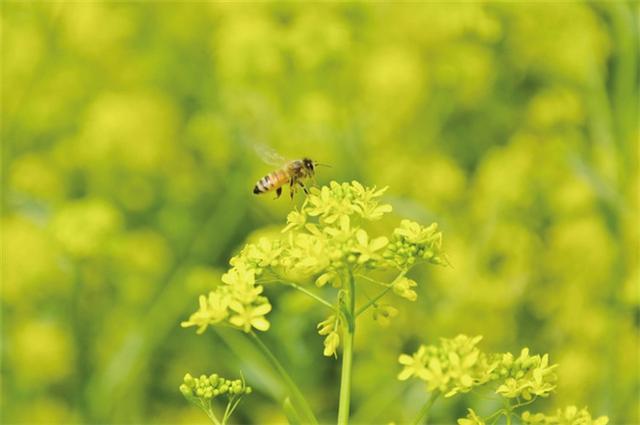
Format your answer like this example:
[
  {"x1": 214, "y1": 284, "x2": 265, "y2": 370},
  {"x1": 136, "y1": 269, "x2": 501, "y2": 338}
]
[
  {"x1": 355, "y1": 274, "x2": 392, "y2": 287},
  {"x1": 337, "y1": 328, "x2": 354, "y2": 425},
  {"x1": 281, "y1": 281, "x2": 334, "y2": 309},
  {"x1": 488, "y1": 410, "x2": 505, "y2": 425},
  {"x1": 202, "y1": 400, "x2": 221, "y2": 425},
  {"x1": 337, "y1": 271, "x2": 356, "y2": 425},
  {"x1": 503, "y1": 399, "x2": 513, "y2": 425},
  {"x1": 411, "y1": 391, "x2": 439, "y2": 425},
  {"x1": 483, "y1": 409, "x2": 504, "y2": 425},
  {"x1": 355, "y1": 271, "x2": 407, "y2": 317},
  {"x1": 249, "y1": 332, "x2": 319, "y2": 425},
  {"x1": 355, "y1": 286, "x2": 392, "y2": 317},
  {"x1": 510, "y1": 397, "x2": 537, "y2": 410},
  {"x1": 222, "y1": 396, "x2": 243, "y2": 425},
  {"x1": 221, "y1": 397, "x2": 232, "y2": 425}
]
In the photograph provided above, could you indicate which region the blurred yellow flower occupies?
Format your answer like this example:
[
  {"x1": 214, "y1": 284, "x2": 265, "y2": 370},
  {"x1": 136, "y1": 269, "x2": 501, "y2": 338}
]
[{"x1": 52, "y1": 198, "x2": 122, "y2": 258}]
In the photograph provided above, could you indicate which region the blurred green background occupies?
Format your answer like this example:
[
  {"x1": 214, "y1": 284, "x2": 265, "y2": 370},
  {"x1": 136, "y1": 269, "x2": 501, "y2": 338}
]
[{"x1": 1, "y1": 2, "x2": 638, "y2": 424}]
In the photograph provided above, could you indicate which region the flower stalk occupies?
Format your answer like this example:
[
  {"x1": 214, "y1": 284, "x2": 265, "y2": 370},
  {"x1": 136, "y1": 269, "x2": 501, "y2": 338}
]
[
  {"x1": 412, "y1": 391, "x2": 439, "y2": 425},
  {"x1": 355, "y1": 270, "x2": 407, "y2": 317},
  {"x1": 337, "y1": 271, "x2": 356, "y2": 425}
]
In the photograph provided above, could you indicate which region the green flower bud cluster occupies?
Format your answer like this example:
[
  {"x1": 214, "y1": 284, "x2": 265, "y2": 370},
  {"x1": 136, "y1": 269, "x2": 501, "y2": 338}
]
[
  {"x1": 180, "y1": 372, "x2": 253, "y2": 425},
  {"x1": 181, "y1": 263, "x2": 272, "y2": 334},
  {"x1": 383, "y1": 220, "x2": 448, "y2": 270},
  {"x1": 383, "y1": 220, "x2": 449, "y2": 270},
  {"x1": 521, "y1": 406, "x2": 609, "y2": 425},
  {"x1": 398, "y1": 335, "x2": 494, "y2": 397},
  {"x1": 495, "y1": 348, "x2": 558, "y2": 400},
  {"x1": 180, "y1": 372, "x2": 252, "y2": 400}
]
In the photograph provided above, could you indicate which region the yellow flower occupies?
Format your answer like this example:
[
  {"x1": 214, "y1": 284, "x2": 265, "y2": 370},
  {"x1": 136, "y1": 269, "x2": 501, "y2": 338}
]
[
  {"x1": 181, "y1": 291, "x2": 231, "y2": 334},
  {"x1": 398, "y1": 345, "x2": 429, "y2": 380},
  {"x1": 458, "y1": 409, "x2": 485, "y2": 425},
  {"x1": 393, "y1": 277, "x2": 418, "y2": 301},
  {"x1": 228, "y1": 301, "x2": 272, "y2": 332},
  {"x1": 352, "y1": 229, "x2": 388, "y2": 264}
]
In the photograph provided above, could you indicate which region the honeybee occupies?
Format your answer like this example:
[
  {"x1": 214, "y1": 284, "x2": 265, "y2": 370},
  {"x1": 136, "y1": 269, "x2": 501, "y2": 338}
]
[{"x1": 253, "y1": 146, "x2": 324, "y2": 199}]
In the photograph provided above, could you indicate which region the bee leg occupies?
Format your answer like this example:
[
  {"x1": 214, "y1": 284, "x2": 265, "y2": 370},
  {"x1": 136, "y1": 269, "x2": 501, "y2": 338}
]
[
  {"x1": 289, "y1": 178, "x2": 295, "y2": 200},
  {"x1": 297, "y1": 180, "x2": 309, "y2": 194},
  {"x1": 274, "y1": 187, "x2": 282, "y2": 199}
]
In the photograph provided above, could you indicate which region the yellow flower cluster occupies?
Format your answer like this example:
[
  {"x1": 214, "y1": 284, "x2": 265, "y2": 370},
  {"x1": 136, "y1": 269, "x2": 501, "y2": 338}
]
[
  {"x1": 181, "y1": 263, "x2": 272, "y2": 334},
  {"x1": 398, "y1": 335, "x2": 494, "y2": 397},
  {"x1": 521, "y1": 406, "x2": 609, "y2": 425},
  {"x1": 183, "y1": 181, "x2": 448, "y2": 363},
  {"x1": 398, "y1": 335, "x2": 559, "y2": 399}
]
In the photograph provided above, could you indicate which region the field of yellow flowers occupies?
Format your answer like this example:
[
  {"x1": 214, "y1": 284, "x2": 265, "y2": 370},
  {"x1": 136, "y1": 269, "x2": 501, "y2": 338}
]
[{"x1": 2, "y1": 2, "x2": 638, "y2": 424}]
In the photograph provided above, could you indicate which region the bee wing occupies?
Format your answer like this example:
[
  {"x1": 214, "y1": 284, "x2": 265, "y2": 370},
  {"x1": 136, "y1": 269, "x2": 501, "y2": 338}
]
[{"x1": 254, "y1": 144, "x2": 287, "y2": 167}]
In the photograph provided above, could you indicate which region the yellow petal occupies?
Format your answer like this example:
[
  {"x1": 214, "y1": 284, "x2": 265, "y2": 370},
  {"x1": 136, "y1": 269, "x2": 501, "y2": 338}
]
[
  {"x1": 397, "y1": 368, "x2": 414, "y2": 381},
  {"x1": 250, "y1": 317, "x2": 270, "y2": 331},
  {"x1": 252, "y1": 302, "x2": 272, "y2": 316},
  {"x1": 398, "y1": 354, "x2": 413, "y2": 365}
]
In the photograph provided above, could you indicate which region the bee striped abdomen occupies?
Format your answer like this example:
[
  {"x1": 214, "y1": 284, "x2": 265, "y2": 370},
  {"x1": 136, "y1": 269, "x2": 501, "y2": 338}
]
[{"x1": 253, "y1": 169, "x2": 289, "y2": 194}]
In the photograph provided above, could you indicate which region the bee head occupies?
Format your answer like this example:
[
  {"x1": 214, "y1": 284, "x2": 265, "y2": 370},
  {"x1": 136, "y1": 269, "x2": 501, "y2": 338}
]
[{"x1": 302, "y1": 158, "x2": 315, "y2": 171}]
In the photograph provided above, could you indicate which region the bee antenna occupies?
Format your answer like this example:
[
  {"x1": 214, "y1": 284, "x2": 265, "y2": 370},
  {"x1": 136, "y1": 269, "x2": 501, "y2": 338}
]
[{"x1": 314, "y1": 162, "x2": 332, "y2": 168}]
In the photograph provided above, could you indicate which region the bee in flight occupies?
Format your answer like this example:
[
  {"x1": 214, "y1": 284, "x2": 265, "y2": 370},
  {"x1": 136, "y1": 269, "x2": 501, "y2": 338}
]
[{"x1": 253, "y1": 146, "x2": 325, "y2": 199}]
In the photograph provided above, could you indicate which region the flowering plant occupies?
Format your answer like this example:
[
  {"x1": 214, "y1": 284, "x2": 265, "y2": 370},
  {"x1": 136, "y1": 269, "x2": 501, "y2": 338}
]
[
  {"x1": 180, "y1": 181, "x2": 607, "y2": 425},
  {"x1": 180, "y1": 181, "x2": 446, "y2": 424}
]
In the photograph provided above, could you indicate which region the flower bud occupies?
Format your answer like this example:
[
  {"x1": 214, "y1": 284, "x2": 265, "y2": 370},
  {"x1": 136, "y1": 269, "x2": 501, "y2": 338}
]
[
  {"x1": 179, "y1": 384, "x2": 192, "y2": 397},
  {"x1": 184, "y1": 373, "x2": 195, "y2": 388},
  {"x1": 323, "y1": 331, "x2": 340, "y2": 357}
]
